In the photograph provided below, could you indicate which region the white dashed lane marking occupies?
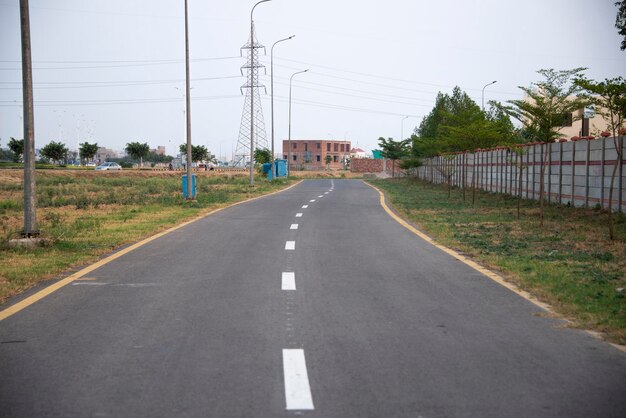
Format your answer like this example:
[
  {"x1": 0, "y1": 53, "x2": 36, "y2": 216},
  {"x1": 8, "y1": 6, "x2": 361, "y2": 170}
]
[
  {"x1": 309, "y1": 199, "x2": 316, "y2": 202},
  {"x1": 317, "y1": 195, "x2": 323, "y2": 198},
  {"x1": 281, "y1": 272, "x2": 296, "y2": 290},
  {"x1": 285, "y1": 241, "x2": 296, "y2": 250},
  {"x1": 296, "y1": 213, "x2": 303, "y2": 218},
  {"x1": 302, "y1": 205, "x2": 308, "y2": 208},
  {"x1": 290, "y1": 224, "x2": 299, "y2": 230},
  {"x1": 283, "y1": 349, "x2": 315, "y2": 410}
]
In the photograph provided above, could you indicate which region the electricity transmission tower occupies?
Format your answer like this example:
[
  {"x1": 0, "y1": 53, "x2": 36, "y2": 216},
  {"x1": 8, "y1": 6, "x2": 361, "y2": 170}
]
[{"x1": 234, "y1": 22, "x2": 269, "y2": 168}]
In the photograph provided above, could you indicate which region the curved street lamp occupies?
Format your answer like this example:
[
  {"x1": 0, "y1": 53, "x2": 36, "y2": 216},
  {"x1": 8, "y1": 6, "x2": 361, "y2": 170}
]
[
  {"x1": 270, "y1": 35, "x2": 295, "y2": 181},
  {"x1": 481, "y1": 80, "x2": 497, "y2": 111},
  {"x1": 400, "y1": 115, "x2": 409, "y2": 140},
  {"x1": 287, "y1": 69, "x2": 309, "y2": 176},
  {"x1": 248, "y1": 0, "x2": 272, "y2": 187}
]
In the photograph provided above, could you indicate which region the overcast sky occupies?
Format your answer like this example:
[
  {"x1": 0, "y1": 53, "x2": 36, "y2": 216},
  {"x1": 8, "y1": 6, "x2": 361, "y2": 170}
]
[{"x1": 1, "y1": 0, "x2": 625, "y2": 160}]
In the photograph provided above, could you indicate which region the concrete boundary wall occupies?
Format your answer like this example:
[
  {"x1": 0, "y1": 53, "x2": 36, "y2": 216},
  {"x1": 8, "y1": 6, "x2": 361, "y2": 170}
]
[{"x1": 415, "y1": 136, "x2": 626, "y2": 212}]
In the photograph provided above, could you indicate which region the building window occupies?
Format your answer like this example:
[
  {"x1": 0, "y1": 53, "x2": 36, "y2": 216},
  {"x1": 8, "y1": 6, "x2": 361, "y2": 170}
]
[
  {"x1": 316, "y1": 155, "x2": 320, "y2": 162},
  {"x1": 316, "y1": 143, "x2": 321, "y2": 149},
  {"x1": 293, "y1": 155, "x2": 297, "y2": 161},
  {"x1": 333, "y1": 155, "x2": 338, "y2": 162},
  {"x1": 326, "y1": 143, "x2": 330, "y2": 151},
  {"x1": 334, "y1": 143, "x2": 338, "y2": 152},
  {"x1": 340, "y1": 144, "x2": 345, "y2": 152},
  {"x1": 283, "y1": 155, "x2": 287, "y2": 160},
  {"x1": 293, "y1": 143, "x2": 297, "y2": 149}
]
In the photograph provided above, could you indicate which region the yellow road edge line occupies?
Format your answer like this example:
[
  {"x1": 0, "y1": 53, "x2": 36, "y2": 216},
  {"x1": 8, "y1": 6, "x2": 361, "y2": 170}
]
[
  {"x1": 365, "y1": 181, "x2": 553, "y2": 312},
  {"x1": 0, "y1": 180, "x2": 303, "y2": 322},
  {"x1": 366, "y1": 181, "x2": 626, "y2": 354}
]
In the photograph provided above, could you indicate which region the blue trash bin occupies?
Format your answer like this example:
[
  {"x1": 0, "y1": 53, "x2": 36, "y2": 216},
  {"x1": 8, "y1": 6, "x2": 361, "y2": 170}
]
[
  {"x1": 275, "y1": 159, "x2": 287, "y2": 177},
  {"x1": 182, "y1": 174, "x2": 197, "y2": 199}
]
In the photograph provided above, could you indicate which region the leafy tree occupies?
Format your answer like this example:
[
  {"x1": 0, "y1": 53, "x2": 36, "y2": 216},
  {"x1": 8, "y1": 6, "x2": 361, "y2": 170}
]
[
  {"x1": 324, "y1": 154, "x2": 332, "y2": 170},
  {"x1": 148, "y1": 151, "x2": 173, "y2": 164},
  {"x1": 254, "y1": 148, "x2": 272, "y2": 165},
  {"x1": 378, "y1": 137, "x2": 410, "y2": 177},
  {"x1": 125, "y1": 142, "x2": 150, "y2": 166},
  {"x1": 179, "y1": 144, "x2": 211, "y2": 163},
  {"x1": 498, "y1": 68, "x2": 589, "y2": 225},
  {"x1": 8, "y1": 137, "x2": 24, "y2": 162},
  {"x1": 616, "y1": 0, "x2": 626, "y2": 50},
  {"x1": 575, "y1": 76, "x2": 626, "y2": 239},
  {"x1": 41, "y1": 141, "x2": 69, "y2": 164},
  {"x1": 79, "y1": 142, "x2": 98, "y2": 163}
]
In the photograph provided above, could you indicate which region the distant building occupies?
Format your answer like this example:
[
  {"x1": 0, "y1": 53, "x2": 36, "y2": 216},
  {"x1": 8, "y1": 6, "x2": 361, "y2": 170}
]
[
  {"x1": 151, "y1": 146, "x2": 166, "y2": 156},
  {"x1": 96, "y1": 147, "x2": 122, "y2": 162},
  {"x1": 282, "y1": 139, "x2": 351, "y2": 170},
  {"x1": 350, "y1": 147, "x2": 367, "y2": 159}
]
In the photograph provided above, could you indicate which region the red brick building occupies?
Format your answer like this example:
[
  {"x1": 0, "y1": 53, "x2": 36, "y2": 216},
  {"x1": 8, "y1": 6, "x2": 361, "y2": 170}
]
[{"x1": 282, "y1": 139, "x2": 351, "y2": 170}]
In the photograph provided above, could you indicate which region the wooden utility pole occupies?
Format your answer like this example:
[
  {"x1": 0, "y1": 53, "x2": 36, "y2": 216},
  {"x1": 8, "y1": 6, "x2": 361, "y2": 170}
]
[{"x1": 20, "y1": 0, "x2": 37, "y2": 237}]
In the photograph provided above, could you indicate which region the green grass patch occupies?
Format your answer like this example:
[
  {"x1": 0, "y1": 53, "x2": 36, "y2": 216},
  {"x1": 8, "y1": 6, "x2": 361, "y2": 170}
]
[{"x1": 370, "y1": 178, "x2": 626, "y2": 345}]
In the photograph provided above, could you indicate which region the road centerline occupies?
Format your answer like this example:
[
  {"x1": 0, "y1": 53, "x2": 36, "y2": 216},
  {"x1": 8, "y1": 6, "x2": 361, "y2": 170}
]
[
  {"x1": 282, "y1": 349, "x2": 314, "y2": 410},
  {"x1": 285, "y1": 241, "x2": 296, "y2": 250},
  {"x1": 282, "y1": 272, "x2": 296, "y2": 290}
]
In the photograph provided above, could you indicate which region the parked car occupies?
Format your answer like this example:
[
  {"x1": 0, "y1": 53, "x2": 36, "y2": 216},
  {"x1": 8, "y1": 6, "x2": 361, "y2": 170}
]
[
  {"x1": 85, "y1": 162, "x2": 97, "y2": 167},
  {"x1": 95, "y1": 162, "x2": 122, "y2": 171}
]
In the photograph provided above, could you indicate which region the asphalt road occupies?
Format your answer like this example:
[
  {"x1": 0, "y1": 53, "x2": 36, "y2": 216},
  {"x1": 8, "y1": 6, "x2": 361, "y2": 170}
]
[{"x1": 1, "y1": 179, "x2": 625, "y2": 417}]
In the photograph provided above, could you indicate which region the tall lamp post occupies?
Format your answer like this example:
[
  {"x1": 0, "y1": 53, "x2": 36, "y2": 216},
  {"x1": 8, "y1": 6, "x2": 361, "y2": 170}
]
[
  {"x1": 400, "y1": 115, "x2": 409, "y2": 140},
  {"x1": 287, "y1": 69, "x2": 309, "y2": 176},
  {"x1": 481, "y1": 80, "x2": 497, "y2": 111},
  {"x1": 270, "y1": 35, "x2": 294, "y2": 181},
  {"x1": 248, "y1": 0, "x2": 271, "y2": 187}
]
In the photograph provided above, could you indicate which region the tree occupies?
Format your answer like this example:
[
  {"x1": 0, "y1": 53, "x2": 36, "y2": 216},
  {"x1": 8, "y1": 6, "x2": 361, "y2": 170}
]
[
  {"x1": 616, "y1": 0, "x2": 626, "y2": 50},
  {"x1": 575, "y1": 76, "x2": 626, "y2": 239},
  {"x1": 8, "y1": 137, "x2": 24, "y2": 162},
  {"x1": 179, "y1": 144, "x2": 211, "y2": 163},
  {"x1": 79, "y1": 142, "x2": 98, "y2": 163},
  {"x1": 253, "y1": 148, "x2": 272, "y2": 165},
  {"x1": 40, "y1": 141, "x2": 69, "y2": 164},
  {"x1": 324, "y1": 154, "x2": 332, "y2": 170},
  {"x1": 378, "y1": 137, "x2": 410, "y2": 178},
  {"x1": 499, "y1": 68, "x2": 589, "y2": 225},
  {"x1": 125, "y1": 142, "x2": 150, "y2": 166}
]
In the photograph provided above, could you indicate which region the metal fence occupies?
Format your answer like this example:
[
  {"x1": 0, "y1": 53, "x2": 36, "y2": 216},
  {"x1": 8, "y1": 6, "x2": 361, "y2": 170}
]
[{"x1": 415, "y1": 136, "x2": 626, "y2": 212}]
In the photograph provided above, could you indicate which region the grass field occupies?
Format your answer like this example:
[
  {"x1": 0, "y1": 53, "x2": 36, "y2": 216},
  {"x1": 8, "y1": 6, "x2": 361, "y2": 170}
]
[
  {"x1": 0, "y1": 170, "x2": 296, "y2": 303},
  {"x1": 370, "y1": 178, "x2": 626, "y2": 345}
]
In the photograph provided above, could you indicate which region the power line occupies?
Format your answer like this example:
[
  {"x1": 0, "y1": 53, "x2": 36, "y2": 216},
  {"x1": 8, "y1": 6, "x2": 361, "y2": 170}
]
[
  {"x1": 0, "y1": 75, "x2": 243, "y2": 90},
  {"x1": 0, "y1": 56, "x2": 241, "y2": 70},
  {"x1": 0, "y1": 94, "x2": 241, "y2": 107},
  {"x1": 272, "y1": 56, "x2": 519, "y2": 96}
]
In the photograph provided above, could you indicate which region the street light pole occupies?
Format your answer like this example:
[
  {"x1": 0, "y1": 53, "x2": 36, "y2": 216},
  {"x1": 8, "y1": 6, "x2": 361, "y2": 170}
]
[
  {"x1": 249, "y1": 0, "x2": 271, "y2": 187},
  {"x1": 270, "y1": 35, "x2": 294, "y2": 181},
  {"x1": 481, "y1": 80, "x2": 497, "y2": 111},
  {"x1": 287, "y1": 69, "x2": 309, "y2": 176},
  {"x1": 400, "y1": 115, "x2": 409, "y2": 140}
]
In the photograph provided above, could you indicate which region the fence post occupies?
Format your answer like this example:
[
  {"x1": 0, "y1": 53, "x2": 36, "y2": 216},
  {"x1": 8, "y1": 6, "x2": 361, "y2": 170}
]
[
  {"x1": 547, "y1": 142, "x2": 552, "y2": 204},
  {"x1": 619, "y1": 135, "x2": 624, "y2": 213},
  {"x1": 571, "y1": 140, "x2": 576, "y2": 207},
  {"x1": 585, "y1": 138, "x2": 590, "y2": 208},
  {"x1": 601, "y1": 137, "x2": 606, "y2": 209},
  {"x1": 558, "y1": 141, "x2": 563, "y2": 205}
]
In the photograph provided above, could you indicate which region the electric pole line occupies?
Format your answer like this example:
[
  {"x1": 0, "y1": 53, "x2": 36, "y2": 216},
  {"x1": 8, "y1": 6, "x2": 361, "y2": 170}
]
[
  {"x1": 234, "y1": 0, "x2": 271, "y2": 186},
  {"x1": 20, "y1": 0, "x2": 37, "y2": 237}
]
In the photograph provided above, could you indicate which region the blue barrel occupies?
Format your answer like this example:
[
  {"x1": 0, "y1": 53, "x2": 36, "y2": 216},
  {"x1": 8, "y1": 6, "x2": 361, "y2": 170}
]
[{"x1": 182, "y1": 174, "x2": 197, "y2": 199}]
